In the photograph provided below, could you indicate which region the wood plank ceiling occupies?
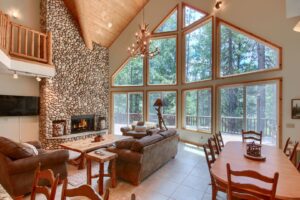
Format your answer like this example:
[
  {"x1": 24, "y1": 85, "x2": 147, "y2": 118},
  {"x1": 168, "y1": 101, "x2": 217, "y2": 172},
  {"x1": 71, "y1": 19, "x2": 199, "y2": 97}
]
[{"x1": 64, "y1": 0, "x2": 149, "y2": 49}]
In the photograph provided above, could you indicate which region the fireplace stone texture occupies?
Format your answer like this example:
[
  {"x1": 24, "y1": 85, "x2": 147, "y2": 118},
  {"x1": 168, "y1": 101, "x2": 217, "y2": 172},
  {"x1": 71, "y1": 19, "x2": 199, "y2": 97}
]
[{"x1": 40, "y1": 0, "x2": 109, "y2": 149}]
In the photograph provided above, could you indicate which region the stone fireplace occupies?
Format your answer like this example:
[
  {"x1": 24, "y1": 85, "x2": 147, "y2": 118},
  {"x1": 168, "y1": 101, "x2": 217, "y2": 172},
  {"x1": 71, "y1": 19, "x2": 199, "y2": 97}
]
[{"x1": 39, "y1": 0, "x2": 109, "y2": 149}]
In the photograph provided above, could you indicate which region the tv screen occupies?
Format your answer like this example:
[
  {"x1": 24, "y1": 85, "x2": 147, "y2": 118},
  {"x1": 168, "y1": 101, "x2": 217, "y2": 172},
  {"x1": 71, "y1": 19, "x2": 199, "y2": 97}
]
[{"x1": 0, "y1": 95, "x2": 40, "y2": 116}]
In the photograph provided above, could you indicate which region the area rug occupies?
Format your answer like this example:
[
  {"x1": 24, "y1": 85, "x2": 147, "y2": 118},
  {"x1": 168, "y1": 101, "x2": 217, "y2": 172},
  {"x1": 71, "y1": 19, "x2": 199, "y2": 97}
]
[{"x1": 68, "y1": 163, "x2": 105, "y2": 187}]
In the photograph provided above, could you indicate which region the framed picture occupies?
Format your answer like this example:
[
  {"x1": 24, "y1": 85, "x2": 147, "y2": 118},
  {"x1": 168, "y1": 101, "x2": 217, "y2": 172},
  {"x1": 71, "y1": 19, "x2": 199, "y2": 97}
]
[{"x1": 292, "y1": 99, "x2": 300, "y2": 119}]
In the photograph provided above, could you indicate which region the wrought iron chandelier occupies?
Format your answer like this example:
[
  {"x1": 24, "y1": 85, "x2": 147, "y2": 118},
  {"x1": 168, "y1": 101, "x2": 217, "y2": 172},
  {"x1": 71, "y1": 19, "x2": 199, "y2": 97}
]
[{"x1": 127, "y1": 9, "x2": 159, "y2": 58}]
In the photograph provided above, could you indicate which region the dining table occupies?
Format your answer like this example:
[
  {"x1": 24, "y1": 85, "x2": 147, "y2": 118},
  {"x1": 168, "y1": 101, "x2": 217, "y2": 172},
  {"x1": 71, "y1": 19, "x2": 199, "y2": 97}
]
[{"x1": 210, "y1": 141, "x2": 300, "y2": 200}]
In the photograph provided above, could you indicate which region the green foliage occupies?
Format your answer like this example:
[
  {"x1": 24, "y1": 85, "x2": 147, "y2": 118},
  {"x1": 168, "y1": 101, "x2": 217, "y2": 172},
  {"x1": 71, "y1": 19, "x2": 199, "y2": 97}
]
[
  {"x1": 220, "y1": 24, "x2": 279, "y2": 77},
  {"x1": 184, "y1": 6, "x2": 205, "y2": 27},
  {"x1": 149, "y1": 37, "x2": 177, "y2": 85},
  {"x1": 155, "y1": 10, "x2": 177, "y2": 33},
  {"x1": 185, "y1": 21, "x2": 212, "y2": 83},
  {"x1": 114, "y1": 57, "x2": 143, "y2": 86}
]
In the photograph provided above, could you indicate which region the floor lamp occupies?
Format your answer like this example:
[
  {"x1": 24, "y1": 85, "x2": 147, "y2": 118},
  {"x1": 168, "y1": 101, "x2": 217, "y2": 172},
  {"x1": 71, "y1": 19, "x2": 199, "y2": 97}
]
[{"x1": 153, "y1": 98, "x2": 168, "y2": 131}]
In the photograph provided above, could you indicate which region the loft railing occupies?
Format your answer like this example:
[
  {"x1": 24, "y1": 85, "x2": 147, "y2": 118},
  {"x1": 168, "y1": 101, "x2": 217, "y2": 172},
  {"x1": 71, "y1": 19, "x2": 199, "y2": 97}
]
[{"x1": 0, "y1": 11, "x2": 52, "y2": 65}]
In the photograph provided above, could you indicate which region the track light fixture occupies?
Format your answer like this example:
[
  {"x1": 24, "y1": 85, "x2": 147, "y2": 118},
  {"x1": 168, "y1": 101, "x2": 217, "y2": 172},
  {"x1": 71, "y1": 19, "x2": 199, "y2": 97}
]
[
  {"x1": 215, "y1": 1, "x2": 223, "y2": 9},
  {"x1": 13, "y1": 71, "x2": 18, "y2": 79}
]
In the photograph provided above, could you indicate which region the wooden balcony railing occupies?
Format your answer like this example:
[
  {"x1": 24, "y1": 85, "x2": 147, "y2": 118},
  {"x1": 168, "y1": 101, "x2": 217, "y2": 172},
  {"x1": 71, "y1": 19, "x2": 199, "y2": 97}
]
[{"x1": 0, "y1": 11, "x2": 52, "y2": 65}]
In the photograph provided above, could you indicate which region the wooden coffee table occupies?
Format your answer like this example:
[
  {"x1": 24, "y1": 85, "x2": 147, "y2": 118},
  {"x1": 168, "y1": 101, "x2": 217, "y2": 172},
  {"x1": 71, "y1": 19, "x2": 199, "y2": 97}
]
[
  {"x1": 86, "y1": 150, "x2": 117, "y2": 195},
  {"x1": 60, "y1": 134, "x2": 131, "y2": 169}
]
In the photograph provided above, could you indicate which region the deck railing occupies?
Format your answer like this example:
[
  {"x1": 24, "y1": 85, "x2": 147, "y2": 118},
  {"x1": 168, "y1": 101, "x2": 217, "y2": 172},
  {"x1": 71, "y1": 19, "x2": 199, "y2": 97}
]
[{"x1": 0, "y1": 11, "x2": 52, "y2": 64}]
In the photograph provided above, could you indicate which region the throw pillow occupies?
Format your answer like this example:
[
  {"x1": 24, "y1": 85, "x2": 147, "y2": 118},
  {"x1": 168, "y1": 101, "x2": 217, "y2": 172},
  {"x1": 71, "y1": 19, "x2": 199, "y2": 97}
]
[
  {"x1": 145, "y1": 122, "x2": 157, "y2": 129},
  {"x1": 0, "y1": 137, "x2": 35, "y2": 160},
  {"x1": 134, "y1": 126, "x2": 147, "y2": 132},
  {"x1": 22, "y1": 143, "x2": 39, "y2": 156}
]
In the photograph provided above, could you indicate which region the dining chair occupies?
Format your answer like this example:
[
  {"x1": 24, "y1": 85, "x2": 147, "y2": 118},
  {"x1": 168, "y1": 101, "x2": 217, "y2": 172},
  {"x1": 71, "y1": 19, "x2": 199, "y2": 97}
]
[
  {"x1": 283, "y1": 137, "x2": 291, "y2": 155},
  {"x1": 203, "y1": 144, "x2": 226, "y2": 200},
  {"x1": 131, "y1": 193, "x2": 136, "y2": 200},
  {"x1": 214, "y1": 131, "x2": 224, "y2": 152},
  {"x1": 289, "y1": 142, "x2": 299, "y2": 162},
  {"x1": 31, "y1": 164, "x2": 60, "y2": 200},
  {"x1": 226, "y1": 163, "x2": 279, "y2": 200},
  {"x1": 208, "y1": 137, "x2": 220, "y2": 156},
  {"x1": 61, "y1": 178, "x2": 109, "y2": 200},
  {"x1": 241, "y1": 129, "x2": 262, "y2": 144}
]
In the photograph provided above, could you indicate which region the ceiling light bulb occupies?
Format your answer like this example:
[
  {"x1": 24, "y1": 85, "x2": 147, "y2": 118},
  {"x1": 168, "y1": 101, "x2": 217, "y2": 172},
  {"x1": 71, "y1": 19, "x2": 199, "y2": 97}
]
[
  {"x1": 293, "y1": 21, "x2": 300, "y2": 32},
  {"x1": 108, "y1": 22, "x2": 113, "y2": 28},
  {"x1": 36, "y1": 76, "x2": 41, "y2": 82},
  {"x1": 215, "y1": 1, "x2": 223, "y2": 9},
  {"x1": 13, "y1": 71, "x2": 18, "y2": 79}
]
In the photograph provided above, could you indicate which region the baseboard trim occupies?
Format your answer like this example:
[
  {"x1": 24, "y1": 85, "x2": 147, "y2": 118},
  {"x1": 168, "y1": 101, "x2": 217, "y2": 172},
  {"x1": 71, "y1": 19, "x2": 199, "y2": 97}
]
[{"x1": 179, "y1": 138, "x2": 204, "y2": 147}]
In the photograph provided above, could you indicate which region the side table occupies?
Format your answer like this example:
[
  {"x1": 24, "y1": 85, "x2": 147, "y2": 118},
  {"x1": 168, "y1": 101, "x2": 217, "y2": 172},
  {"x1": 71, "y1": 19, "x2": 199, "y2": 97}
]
[{"x1": 86, "y1": 149, "x2": 118, "y2": 195}]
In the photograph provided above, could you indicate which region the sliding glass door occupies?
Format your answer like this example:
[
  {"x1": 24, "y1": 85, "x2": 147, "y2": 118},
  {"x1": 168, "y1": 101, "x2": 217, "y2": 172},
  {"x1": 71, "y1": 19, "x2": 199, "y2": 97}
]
[
  {"x1": 112, "y1": 92, "x2": 143, "y2": 135},
  {"x1": 218, "y1": 80, "x2": 279, "y2": 145}
]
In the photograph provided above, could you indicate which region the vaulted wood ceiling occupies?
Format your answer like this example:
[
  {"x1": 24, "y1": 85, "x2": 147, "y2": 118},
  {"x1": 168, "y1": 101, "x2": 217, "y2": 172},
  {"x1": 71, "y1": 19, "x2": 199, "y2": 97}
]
[{"x1": 64, "y1": 0, "x2": 149, "y2": 49}]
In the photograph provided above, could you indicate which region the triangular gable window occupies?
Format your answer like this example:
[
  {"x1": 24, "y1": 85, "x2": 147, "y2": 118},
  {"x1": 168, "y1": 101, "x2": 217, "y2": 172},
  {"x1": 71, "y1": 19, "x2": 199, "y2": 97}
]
[
  {"x1": 183, "y1": 4, "x2": 207, "y2": 28},
  {"x1": 154, "y1": 7, "x2": 178, "y2": 33}
]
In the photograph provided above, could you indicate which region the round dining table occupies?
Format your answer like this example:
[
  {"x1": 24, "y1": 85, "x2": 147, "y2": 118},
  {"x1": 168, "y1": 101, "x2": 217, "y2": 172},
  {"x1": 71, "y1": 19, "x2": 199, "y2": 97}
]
[{"x1": 210, "y1": 141, "x2": 300, "y2": 200}]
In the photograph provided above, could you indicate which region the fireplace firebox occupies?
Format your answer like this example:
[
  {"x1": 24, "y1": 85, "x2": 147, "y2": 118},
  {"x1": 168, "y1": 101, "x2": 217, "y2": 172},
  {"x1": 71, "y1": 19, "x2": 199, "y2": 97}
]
[{"x1": 71, "y1": 115, "x2": 94, "y2": 134}]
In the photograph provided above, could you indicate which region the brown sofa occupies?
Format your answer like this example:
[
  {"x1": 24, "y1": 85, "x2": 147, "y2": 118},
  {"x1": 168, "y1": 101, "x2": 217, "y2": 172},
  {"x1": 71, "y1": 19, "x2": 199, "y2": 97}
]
[
  {"x1": 108, "y1": 129, "x2": 179, "y2": 185},
  {"x1": 0, "y1": 137, "x2": 69, "y2": 197}
]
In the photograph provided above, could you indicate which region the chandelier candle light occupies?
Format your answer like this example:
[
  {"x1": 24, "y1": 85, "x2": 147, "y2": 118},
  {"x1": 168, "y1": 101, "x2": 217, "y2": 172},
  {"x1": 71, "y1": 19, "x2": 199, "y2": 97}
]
[{"x1": 128, "y1": 9, "x2": 159, "y2": 58}]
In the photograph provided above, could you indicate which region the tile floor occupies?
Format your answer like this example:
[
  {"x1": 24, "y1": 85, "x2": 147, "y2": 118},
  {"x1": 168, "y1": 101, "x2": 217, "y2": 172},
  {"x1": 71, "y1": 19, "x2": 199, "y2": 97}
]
[{"x1": 25, "y1": 143, "x2": 227, "y2": 200}]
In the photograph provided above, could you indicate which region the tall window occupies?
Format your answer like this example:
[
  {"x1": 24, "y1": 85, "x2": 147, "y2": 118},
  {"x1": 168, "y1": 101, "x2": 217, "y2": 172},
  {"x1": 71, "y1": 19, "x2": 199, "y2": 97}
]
[
  {"x1": 154, "y1": 7, "x2": 178, "y2": 33},
  {"x1": 183, "y1": 4, "x2": 206, "y2": 27},
  {"x1": 184, "y1": 18, "x2": 213, "y2": 83},
  {"x1": 218, "y1": 81, "x2": 279, "y2": 145},
  {"x1": 112, "y1": 92, "x2": 143, "y2": 135},
  {"x1": 113, "y1": 57, "x2": 143, "y2": 86},
  {"x1": 183, "y1": 88, "x2": 212, "y2": 132},
  {"x1": 148, "y1": 36, "x2": 177, "y2": 85},
  {"x1": 148, "y1": 91, "x2": 177, "y2": 127},
  {"x1": 219, "y1": 20, "x2": 281, "y2": 77}
]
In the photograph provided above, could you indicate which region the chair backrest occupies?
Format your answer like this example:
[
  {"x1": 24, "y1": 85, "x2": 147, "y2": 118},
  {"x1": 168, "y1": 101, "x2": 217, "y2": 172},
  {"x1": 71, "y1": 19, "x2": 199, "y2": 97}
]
[
  {"x1": 208, "y1": 137, "x2": 220, "y2": 155},
  {"x1": 289, "y1": 142, "x2": 299, "y2": 161},
  {"x1": 241, "y1": 130, "x2": 262, "y2": 144},
  {"x1": 283, "y1": 137, "x2": 291, "y2": 155},
  {"x1": 226, "y1": 163, "x2": 279, "y2": 200},
  {"x1": 297, "y1": 162, "x2": 300, "y2": 172},
  {"x1": 203, "y1": 144, "x2": 216, "y2": 170},
  {"x1": 61, "y1": 178, "x2": 105, "y2": 200},
  {"x1": 214, "y1": 131, "x2": 224, "y2": 152},
  {"x1": 131, "y1": 193, "x2": 136, "y2": 200},
  {"x1": 31, "y1": 164, "x2": 60, "y2": 200}
]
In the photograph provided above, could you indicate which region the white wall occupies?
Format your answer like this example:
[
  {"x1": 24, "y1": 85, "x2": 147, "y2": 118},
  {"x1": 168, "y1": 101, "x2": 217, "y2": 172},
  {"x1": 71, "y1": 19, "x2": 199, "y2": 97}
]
[
  {"x1": 109, "y1": 0, "x2": 300, "y2": 147},
  {"x1": 0, "y1": 0, "x2": 40, "y2": 142},
  {"x1": 0, "y1": 0, "x2": 40, "y2": 31},
  {"x1": 0, "y1": 73, "x2": 39, "y2": 142}
]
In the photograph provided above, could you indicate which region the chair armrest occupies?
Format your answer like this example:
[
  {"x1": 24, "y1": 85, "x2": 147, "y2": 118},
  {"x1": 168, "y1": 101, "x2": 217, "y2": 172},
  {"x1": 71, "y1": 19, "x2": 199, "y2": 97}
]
[
  {"x1": 8, "y1": 149, "x2": 69, "y2": 175},
  {"x1": 107, "y1": 147, "x2": 142, "y2": 164},
  {"x1": 121, "y1": 127, "x2": 132, "y2": 134},
  {"x1": 25, "y1": 141, "x2": 42, "y2": 149}
]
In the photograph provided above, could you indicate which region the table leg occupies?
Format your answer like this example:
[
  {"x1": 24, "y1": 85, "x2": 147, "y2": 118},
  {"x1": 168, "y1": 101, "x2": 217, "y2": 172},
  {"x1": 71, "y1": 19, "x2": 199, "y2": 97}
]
[
  {"x1": 111, "y1": 159, "x2": 117, "y2": 188},
  {"x1": 99, "y1": 162, "x2": 104, "y2": 195},
  {"x1": 87, "y1": 159, "x2": 92, "y2": 185},
  {"x1": 78, "y1": 153, "x2": 86, "y2": 170}
]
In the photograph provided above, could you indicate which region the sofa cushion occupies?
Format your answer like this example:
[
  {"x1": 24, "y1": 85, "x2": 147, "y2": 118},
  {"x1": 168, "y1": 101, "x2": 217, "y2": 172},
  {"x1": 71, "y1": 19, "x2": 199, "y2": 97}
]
[
  {"x1": 22, "y1": 143, "x2": 39, "y2": 156},
  {"x1": 126, "y1": 131, "x2": 148, "y2": 139},
  {"x1": 158, "y1": 129, "x2": 177, "y2": 138},
  {"x1": 131, "y1": 134, "x2": 164, "y2": 152},
  {"x1": 0, "y1": 137, "x2": 35, "y2": 160},
  {"x1": 115, "y1": 138, "x2": 135, "y2": 149},
  {"x1": 135, "y1": 126, "x2": 147, "y2": 132}
]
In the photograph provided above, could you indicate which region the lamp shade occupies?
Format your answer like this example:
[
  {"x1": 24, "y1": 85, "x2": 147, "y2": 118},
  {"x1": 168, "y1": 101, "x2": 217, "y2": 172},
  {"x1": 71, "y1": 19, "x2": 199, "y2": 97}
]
[
  {"x1": 294, "y1": 21, "x2": 300, "y2": 32},
  {"x1": 153, "y1": 98, "x2": 165, "y2": 107}
]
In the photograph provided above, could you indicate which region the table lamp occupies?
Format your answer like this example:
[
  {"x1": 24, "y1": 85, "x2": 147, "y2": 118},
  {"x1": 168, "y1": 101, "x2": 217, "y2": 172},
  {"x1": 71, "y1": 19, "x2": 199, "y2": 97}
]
[{"x1": 153, "y1": 98, "x2": 168, "y2": 131}]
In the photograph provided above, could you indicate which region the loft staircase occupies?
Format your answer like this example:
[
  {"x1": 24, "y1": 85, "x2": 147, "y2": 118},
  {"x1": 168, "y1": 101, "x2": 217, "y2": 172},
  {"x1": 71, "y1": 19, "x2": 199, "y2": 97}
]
[{"x1": 0, "y1": 11, "x2": 55, "y2": 78}]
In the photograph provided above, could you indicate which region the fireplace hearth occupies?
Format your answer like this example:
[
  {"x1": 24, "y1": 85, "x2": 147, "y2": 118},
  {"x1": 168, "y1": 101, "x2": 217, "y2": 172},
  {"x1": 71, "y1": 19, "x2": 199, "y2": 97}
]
[{"x1": 71, "y1": 115, "x2": 94, "y2": 134}]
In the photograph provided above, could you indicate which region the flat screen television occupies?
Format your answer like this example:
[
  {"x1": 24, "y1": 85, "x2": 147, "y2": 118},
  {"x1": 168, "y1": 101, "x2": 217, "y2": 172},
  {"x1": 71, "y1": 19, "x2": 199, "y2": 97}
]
[{"x1": 0, "y1": 95, "x2": 40, "y2": 116}]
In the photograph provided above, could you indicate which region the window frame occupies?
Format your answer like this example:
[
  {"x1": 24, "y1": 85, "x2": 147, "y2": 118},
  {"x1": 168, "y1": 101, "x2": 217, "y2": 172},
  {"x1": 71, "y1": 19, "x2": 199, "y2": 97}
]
[
  {"x1": 146, "y1": 90, "x2": 178, "y2": 128},
  {"x1": 216, "y1": 78, "x2": 282, "y2": 147},
  {"x1": 146, "y1": 34, "x2": 179, "y2": 86},
  {"x1": 111, "y1": 57, "x2": 145, "y2": 88},
  {"x1": 182, "y1": 16, "x2": 215, "y2": 85},
  {"x1": 152, "y1": 5, "x2": 179, "y2": 34},
  {"x1": 110, "y1": 91, "x2": 144, "y2": 134},
  {"x1": 216, "y1": 18, "x2": 283, "y2": 79},
  {"x1": 182, "y1": 86, "x2": 213, "y2": 134}
]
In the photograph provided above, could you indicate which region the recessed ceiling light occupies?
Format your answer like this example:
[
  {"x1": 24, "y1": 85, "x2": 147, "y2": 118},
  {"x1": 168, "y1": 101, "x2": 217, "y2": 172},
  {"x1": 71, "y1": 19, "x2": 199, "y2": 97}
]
[
  {"x1": 293, "y1": 21, "x2": 300, "y2": 32},
  {"x1": 108, "y1": 22, "x2": 113, "y2": 28}
]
